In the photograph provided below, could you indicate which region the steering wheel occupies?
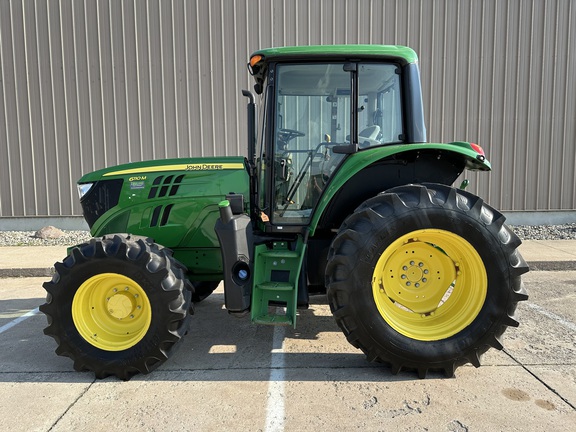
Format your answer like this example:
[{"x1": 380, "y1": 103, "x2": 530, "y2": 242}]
[{"x1": 278, "y1": 128, "x2": 306, "y2": 143}]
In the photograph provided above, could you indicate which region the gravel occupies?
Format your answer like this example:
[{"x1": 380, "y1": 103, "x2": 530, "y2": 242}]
[
  {"x1": 508, "y1": 224, "x2": 576, "y2": 240},
  {"x1": 0, "y1": 230, "x2": 92, "y2": 247},
  {"x1": 0, "y1": 223, "x2": 575, "y2": 246}
]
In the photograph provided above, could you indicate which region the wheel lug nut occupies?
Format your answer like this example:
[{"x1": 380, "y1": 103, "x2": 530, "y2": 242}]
[
  {"x1": 401, "y1": 274, "x2": 407, "y2": 279},
  {"x1": 410, "y1": 261, "x2": 415, "y2": 266},
  {"x1": 406, "y1": 282, "x2": 411, "y2": 286},
  {"x1": 423, "y1": 269, "x2": 429, "y2": 274},
  {"x1": 419, "y1": 262, "x2": 423, "y2": 267},
  {"x1": 415, "y1": 283, "x2": 420, "y2": 287},
  {"x1": 422, "y1": 278, "x2": 427, "y2": 283},
  {"x1": 403, "y1": 266, "x2": 408, "y2": 271}
]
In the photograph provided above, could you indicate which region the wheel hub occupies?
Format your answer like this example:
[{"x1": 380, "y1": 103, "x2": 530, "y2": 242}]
[
  {"x1": 108, "y1": 291, "x2": 137, "y2": 320},
  {"x1": 72, "y1": 273, "x2": 151, "y2": 351},
  {"x1": 379, "y1": 241, "x2": 456, "y2": 314},
  {"x1": 372, "y1": 229, "x2": 487, "y2": 341}
]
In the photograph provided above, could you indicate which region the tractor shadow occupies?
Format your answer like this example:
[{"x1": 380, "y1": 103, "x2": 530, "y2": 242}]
[
  {"x1": 164, "y1": 291, "x2": 430, "y2": 383},
  {"x1": 0, "y1": 292, "x2": 436, "y2": 383}
]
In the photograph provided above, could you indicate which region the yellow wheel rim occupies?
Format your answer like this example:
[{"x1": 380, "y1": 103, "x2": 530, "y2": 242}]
[
  {"x1": 372, "y1": 229, "x2": 487, "y2": 341},
  {"x1": 72, "y1": 273, "x2": 152, "y2": 351}
]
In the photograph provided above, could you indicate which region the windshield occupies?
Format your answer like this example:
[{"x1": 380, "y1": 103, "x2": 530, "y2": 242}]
[{"x1": 270, "y1": 62, "x2": 403, "y2": 225}]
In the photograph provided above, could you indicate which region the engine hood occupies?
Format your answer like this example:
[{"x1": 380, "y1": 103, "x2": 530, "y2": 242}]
[{"x1": 77, "y1": 157, "x2": 250, "y2": 253}]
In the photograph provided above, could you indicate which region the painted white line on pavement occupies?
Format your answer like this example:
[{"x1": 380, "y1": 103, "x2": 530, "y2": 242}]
[
  {"x1": 265, "y1": 323, "x2": 286, "y2": 432},
  {"x1": 0, "y1": 307, "x2": 40, "y2": 335},
  {"x1": 526, "y1": 303, "x2": 576, "y2": 333}
]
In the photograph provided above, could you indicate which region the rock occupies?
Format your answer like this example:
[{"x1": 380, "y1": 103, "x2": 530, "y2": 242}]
[{"x1": 33, "y1": 226, "x2": 64, "y2": 239}]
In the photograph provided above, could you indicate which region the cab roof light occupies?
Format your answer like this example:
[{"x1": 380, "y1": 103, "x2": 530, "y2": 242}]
[
  {"x1": 248, "y1": 54, "x2": 264, "y2": 75},
  {"x1": 250, "y1": 54, "x2": 263, "y2": 67}
]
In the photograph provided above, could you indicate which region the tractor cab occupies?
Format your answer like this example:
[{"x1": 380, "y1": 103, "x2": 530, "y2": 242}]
[{"x1": 246, "y1": 46, "x2": 426, "y2": 232}]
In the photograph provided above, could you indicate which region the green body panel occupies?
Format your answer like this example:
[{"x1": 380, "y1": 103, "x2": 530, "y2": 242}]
[
  {"x1": 308, "y1": 142, "x2": 490, "y2": 235},
  {"x1": 252, "y1": 45, "x2": 419, "y2": 64},
  {"x1": 79, "y1": 157, "x2": 249, "y2": 278},
  {"x1": 251, "y1": 239, "x2": 307, "y2": 327}
]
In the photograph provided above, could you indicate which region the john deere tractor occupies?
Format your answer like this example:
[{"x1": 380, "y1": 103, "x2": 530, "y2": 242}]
[{"x1": 41, "y1": 45, "x2": 529, "y2": 380}]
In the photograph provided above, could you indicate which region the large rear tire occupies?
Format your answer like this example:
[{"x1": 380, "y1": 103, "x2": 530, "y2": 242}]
[
  {"x1": 40, "y1": 234, "x2": 193, "y2": 380},
  {"x1": 326, "y1": 183, "x2": 529, "y2": 378}
]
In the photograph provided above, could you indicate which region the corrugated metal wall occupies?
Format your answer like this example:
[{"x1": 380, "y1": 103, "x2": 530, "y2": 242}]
[{"x1": 1, "y1": 0, "x2": 575, "y2": 219}]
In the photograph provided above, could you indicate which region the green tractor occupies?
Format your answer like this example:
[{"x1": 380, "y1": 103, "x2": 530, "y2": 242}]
[{"x1": 41, "y1": 45, "x2": 529, "y2": 380}]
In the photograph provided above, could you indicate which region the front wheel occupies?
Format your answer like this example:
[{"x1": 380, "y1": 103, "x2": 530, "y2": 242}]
[
  {"x1": 326, "y1": 184, "x2": 529, "y2": 378},
  {"x1": 40, "y1": 234, "x2": 193, "y2": 380}
]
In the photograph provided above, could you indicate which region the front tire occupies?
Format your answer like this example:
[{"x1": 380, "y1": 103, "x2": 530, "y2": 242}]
[
  {"x1": 326, "y1": 184, "x2": 529, "y2": 378},
  {"x1": 40, "y1": 234, "x2": 193, "y2": 380}
]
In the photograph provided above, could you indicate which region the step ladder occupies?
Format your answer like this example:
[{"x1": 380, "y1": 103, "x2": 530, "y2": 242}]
[{"x1": 251, "y1": 238, "x2": 306, "y2": 328}]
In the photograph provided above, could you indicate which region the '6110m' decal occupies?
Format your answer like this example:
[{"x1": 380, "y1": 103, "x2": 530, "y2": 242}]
[{"x1": 103, "y1": 162, "x2": 245, "y2": 177}]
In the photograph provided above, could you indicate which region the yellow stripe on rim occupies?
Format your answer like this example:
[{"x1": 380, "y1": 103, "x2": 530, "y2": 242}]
[
  {"x1": 103, "y1": 162, "x2": 245, "y2": 176},
  {"x1": 372, "y1": 229, "x2": 487, "y2": 341},
  {"x1": 72, "y1": 273, "x2": 152, "y2": 351}
]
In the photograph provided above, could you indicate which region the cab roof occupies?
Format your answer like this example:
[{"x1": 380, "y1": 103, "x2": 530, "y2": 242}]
[
  {"x1": 250, "y1": 44, "x2": 419, "y2": 65},
  {"x1": 248, "y1": 45, "x2": 419, "y2": 92}
]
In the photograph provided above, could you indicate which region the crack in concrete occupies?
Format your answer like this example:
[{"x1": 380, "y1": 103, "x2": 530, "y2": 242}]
[{"x1": 503, "y1": 349, "x2": 576, "y2": 411}]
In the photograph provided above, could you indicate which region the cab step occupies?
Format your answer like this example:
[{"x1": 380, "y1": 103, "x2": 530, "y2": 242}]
[{"x1": 251, "y1": 239, "x2": 306, "y2": 328}]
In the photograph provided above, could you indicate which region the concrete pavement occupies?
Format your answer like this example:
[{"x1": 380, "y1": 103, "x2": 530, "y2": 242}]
[
  {"x1": 0, "y1": 240, "x2": 575, "y2": 430},
  {"x1": 1, "y1": 239, "x2": 575, "y2": 278},
  {"x1": 1, "y1": 271, "x2": 576, "y2": 430}
]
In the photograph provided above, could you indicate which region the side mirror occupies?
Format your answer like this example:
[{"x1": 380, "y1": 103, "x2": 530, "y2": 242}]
[{"x1": 332, "y1": 143, "x2": 358, "y2": 154}]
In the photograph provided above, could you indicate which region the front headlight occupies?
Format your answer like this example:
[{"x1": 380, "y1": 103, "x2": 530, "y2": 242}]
[{"x1": 77, "y1": 183, "x2": 94, "y2": 200}]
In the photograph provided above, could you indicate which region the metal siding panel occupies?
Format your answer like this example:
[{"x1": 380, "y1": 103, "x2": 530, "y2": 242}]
[
  {"x1": 515, "y1": 0, "x2": 537, "y2": 210},
  {"x1": 135, "y1": 1, "x2": 154, "y2": 161},
  {"x1": 183, "y1": 0, "x2": 200, "y2": 157},
  {"x1": 195, "y1": 0, "x2": 209, "y2": 156},
  {"x1": 208, "y1": 0, "x2": 223, "y2": 156},
  {"x1": 11, "y1": 1, "x2": 29, "y2": 215},
  {"x1": 109, "y1": 0, "x2": 129, "y2": 164},
  {"x1": 0, "y1": 0, "x2": 575, "y2": 218},
  {"x1": 121, "y1": 1, "x2": 141, "y2": 162},
  {"x1": 22, "y1": 0, "x2": 43, "y2": 215},
  {"x1": 87, "y1": 0, "x2": 107, "y2": 170},
  {"x1": 71, "y1": 1, "x2": 91, "y2": 203},
  {"x1": 60, "y1": 0, "x2": 80, "y2": 216},
  {"x1": 561, "y1": 1, "x2": 576, "y2": 209},
  {"x1": 172, "y1": 0, "x2": 186, "y2": 157},
  {"x1": 500, "y1": 0, "x2": 521, "y2": 211},
  {"x1": 36, "y1": 0, "x2": 59, "y2": 215},
  {"x1": 545, "y1": 0, "x2": 575, "y2": 212},
  {"x1": 0, "y1": 0, "x2": 15, "y2": 216}
]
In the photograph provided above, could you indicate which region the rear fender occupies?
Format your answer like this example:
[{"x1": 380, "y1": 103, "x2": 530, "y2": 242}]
[{"x1": 309, "y1": 142, "x2": 490, "y2": 234}]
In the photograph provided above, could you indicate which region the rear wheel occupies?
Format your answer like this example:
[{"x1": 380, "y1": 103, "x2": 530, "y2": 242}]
[
  {"x1": 41, "y1": 234, "x2": 193, "y2": 380},
  {"x1": 326, "y1": 183, "x2": 529, "y2": 378}
]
